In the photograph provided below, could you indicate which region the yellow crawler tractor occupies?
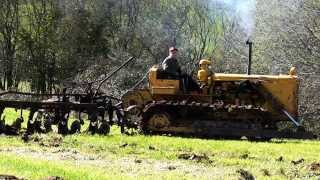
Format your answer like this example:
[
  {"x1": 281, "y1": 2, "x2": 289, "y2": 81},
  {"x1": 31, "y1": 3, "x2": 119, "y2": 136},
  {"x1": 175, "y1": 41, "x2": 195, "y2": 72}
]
[{"x1": 121, "y1": 42, "x2": 313, "y2": 139}]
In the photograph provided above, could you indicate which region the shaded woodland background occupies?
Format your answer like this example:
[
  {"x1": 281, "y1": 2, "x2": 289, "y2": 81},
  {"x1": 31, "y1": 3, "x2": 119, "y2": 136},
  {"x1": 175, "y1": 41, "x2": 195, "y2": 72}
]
[{"x1": 0, "y1": 0, "x2": 319, "y2": 132}]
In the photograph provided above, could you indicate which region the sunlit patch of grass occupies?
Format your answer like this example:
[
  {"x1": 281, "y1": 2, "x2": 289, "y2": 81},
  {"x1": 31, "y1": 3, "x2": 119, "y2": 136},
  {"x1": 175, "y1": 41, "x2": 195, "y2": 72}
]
[
  {"x1": 1, "y1": 108, "x2": 30, "y2": 127},
  {"x1": 0, "y1": 153, "x2": 118, "y2": 180}
]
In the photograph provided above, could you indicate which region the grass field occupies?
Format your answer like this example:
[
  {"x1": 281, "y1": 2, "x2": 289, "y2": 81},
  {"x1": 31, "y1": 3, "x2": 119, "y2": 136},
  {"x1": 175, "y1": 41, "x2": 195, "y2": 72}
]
[{"x1": 0, "y1": 109, "x2": 320, "y2": 179}]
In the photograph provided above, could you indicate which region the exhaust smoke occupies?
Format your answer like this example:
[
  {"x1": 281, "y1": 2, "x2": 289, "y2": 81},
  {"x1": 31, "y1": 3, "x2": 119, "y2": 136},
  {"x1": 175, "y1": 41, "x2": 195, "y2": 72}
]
[{"x1": 213, "y1": 0, "x2": 257, "y2": 37}]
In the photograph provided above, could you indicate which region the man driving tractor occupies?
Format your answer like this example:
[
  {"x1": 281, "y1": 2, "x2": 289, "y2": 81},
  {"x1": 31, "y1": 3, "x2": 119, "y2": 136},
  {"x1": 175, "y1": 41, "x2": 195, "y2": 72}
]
[{"x1": 161, "y1": 47, "x2": 200, "y2": 92}]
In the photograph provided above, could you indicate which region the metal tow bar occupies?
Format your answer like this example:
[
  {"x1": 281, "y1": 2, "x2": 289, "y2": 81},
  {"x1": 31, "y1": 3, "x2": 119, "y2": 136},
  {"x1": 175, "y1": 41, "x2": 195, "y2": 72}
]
[{"x1": 282, "y1": 109, "x2": 300, "y2": 127}]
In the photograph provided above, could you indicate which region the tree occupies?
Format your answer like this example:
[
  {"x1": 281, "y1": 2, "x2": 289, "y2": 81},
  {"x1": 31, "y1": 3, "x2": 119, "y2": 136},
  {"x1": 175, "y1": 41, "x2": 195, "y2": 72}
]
[
  {"x1": 19, "y1": 0, "x2": 61, "y2": 93},
  {"x1": 0, "y1": 0, "x2": 20, "y2": 90}
]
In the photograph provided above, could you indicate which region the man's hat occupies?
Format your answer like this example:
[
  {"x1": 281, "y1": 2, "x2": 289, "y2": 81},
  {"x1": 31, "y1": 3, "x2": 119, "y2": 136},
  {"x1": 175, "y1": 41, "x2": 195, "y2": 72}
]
[{"x1": 169, "y1": 47, "x2": 178, "y2": 52}]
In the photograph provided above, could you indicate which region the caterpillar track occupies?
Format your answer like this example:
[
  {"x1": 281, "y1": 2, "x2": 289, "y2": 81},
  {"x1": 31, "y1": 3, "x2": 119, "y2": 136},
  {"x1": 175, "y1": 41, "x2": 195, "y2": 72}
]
[{"x1": 125, "y1": 99, "x2": 315, "y2": 140}]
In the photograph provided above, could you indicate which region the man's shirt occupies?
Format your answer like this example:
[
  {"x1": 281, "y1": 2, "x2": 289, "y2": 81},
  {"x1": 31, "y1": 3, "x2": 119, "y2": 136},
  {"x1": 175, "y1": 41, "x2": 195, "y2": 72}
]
[{"x1": 162, "y1": 56, "x2": 180, "y2": 75}]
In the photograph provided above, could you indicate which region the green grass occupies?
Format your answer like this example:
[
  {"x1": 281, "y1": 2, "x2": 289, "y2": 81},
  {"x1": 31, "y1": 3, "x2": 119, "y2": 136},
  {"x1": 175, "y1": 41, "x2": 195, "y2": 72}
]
[
  {"x1": 1, "y1": 133, "x2": 319, "y2": 179},
  {"x1": 0, "y1": 153, "x2": 113, "y2": 180},
  {"x1": 0, "y1": 109, "x2": 320, "y2": 179}
]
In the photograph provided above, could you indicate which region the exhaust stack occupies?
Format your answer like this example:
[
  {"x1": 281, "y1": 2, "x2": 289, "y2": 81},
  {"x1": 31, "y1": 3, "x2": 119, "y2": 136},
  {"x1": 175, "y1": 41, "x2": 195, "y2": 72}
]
[{"x1": 246, "y1": 39, "x2": 253, "y2": 75}]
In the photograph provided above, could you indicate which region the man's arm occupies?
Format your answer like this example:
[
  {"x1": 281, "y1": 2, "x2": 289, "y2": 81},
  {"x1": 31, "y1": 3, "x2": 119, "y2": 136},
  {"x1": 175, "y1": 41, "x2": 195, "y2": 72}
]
[
  {"x1": 162, "y1": 58, "x2": 169, "y2": 70},
  {"x1": 174, "y1": 59, "x2": 181, "y2": 75}
]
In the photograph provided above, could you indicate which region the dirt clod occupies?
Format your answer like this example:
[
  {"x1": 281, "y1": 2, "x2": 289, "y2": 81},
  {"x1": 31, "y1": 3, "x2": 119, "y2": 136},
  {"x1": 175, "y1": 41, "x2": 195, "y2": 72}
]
[
  {"x1": 276, "y1": 156, "x2": 284, "y2": 162},
  {"x1": 119, "y1": 143, "x2": 128, "y2": 148},
  {"x1": 240, "y1": 153, "x2": 249, "y2": 159},
  {"x1": 178, "y1": 153, "x2": 191, "y2": 160},
  {"x1": 0, "y1": 174, "x2": 22, "y2": 180},
  {"x1": 21, "y1": 133, "x2": 31, "y2": 143},
  {"x1": 291, "y1": 158, "x2": 304, "y2": 165},
  {"x1": 237, "y1": 169, "x2": 255, "y2": 180},
  {"x1": 28, "y1": 134, "x2": 63, "y2": 147},
  {"x1": 167, "y1": 165, "x2": 176, "y2": 170},
  {"x1": 44, "y1": 176, "x2": 63, "y2": 180},
  {"x1": 261, "y1": 169, "x2": 271, "y2": 176},
  {"x1": 310, "y1": 162, "x2": 320, "y2": 171},
  {"x1": 51, "y1": 135, "x2": 63, "y2": 147},
  {"x1": 177, "y1": 153, "x2": 212, "y2": 163},
  {"x1": 279, "y1": 168, "x2": 286, "y2": 176}
]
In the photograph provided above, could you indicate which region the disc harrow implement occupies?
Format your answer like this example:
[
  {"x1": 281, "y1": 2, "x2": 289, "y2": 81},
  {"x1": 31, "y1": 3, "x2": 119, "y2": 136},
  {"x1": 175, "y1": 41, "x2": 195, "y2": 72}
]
[
  {"x1": 0, "y1": 57, "x2": 137, "y2": 136},
  {"x1": 0, "y1": 90, "x2": 122, "y2": 136}
]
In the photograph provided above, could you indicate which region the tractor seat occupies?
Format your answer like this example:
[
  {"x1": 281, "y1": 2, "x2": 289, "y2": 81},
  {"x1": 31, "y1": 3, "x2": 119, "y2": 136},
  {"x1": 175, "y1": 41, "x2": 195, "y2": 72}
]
[{"x1": 156, "y1": 68, "x2": 179, "y2": 80}]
